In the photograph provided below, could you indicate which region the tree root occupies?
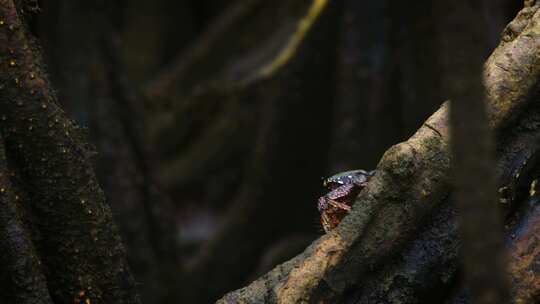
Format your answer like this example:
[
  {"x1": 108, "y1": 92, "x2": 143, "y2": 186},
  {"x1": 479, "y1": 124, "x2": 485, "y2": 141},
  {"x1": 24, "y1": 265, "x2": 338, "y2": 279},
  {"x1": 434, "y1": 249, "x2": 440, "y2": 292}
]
[{"x1": 217, "y1": 2, "x2": 540, "y2": 302}]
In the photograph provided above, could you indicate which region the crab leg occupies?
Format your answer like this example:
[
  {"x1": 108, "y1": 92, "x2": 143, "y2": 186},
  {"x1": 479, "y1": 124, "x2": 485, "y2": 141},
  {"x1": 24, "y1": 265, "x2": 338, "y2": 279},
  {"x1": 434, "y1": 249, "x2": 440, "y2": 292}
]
[{"x1": 328, "y1": 199, "x2": 352, "y2": 211}]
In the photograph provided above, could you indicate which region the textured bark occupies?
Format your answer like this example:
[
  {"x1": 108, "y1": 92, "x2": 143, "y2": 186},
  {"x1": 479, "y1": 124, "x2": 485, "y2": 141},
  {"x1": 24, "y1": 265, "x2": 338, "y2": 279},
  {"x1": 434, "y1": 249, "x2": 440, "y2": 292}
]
[
  {"x1": 346, "y1": 201, "x2": 459, "y2": 304},
  {"x1": 217, "y1": 2, "x2": 540, "y2": 302},
  {"x1": 345, "y1": 90, "x2": 540, "y2": 303},
  {"x1": 0, "y1": 135, "x2": 52, "y2": 304},
  {"x1": 507, "y1": 197, "x2": 540, "y2": 303},
  {"x1": 484, "y1": 0, "x2": 540, "y2": 129},
  {"x1": 0, "y1": 1, "x2": 139, "y2": 303}
]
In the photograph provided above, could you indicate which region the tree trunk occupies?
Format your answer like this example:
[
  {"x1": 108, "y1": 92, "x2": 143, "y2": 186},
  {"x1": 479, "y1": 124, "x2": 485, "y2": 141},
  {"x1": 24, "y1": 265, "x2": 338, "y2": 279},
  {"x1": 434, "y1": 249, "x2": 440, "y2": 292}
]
[{"x1": 0, "y1": 1, "x2": 139, "y2": 302}]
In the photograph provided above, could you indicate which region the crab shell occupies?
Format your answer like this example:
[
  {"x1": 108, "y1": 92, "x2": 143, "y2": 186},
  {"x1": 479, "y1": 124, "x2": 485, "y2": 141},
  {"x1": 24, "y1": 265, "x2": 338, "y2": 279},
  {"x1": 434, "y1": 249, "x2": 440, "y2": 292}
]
[
  {"x1": 319, "y1": 170, "x2": 375, "y2": 232},
  {"x1": 322, "y1": 169, "x2": 374, "y2": 190},
  {"x1": 318, "y1": 183, "x2": 361, "y2": 232}
]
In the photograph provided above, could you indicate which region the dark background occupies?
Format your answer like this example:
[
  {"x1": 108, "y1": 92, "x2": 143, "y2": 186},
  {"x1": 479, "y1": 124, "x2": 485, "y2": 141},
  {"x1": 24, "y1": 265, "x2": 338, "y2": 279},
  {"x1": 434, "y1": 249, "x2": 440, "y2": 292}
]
[{"x1": 28, "y1": 0, "x2": 523, "y2": 303}]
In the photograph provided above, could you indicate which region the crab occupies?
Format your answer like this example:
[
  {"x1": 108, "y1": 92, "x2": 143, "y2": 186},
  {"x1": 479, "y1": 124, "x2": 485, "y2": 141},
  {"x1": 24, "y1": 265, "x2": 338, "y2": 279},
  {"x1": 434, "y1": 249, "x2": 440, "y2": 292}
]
[{"x1": 318, "y1": 169, "x2": 375, "y2": 232}]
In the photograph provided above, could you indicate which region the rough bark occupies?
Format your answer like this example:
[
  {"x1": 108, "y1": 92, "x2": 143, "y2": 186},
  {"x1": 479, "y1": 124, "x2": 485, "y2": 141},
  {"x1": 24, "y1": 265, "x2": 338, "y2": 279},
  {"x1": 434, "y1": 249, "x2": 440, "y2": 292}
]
[
  {"x1": 217, "y1": 1, "x2": 540, "y2": 302},
  {"x1": 0, "y1": 134, "x2": 52, "y2": 304},
  {"x1": 507, "y1": 196, "x2": 540, "y2": 303},
  {"x1": 0, "y1": 1, "x2": 139, "y2": 302}
]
